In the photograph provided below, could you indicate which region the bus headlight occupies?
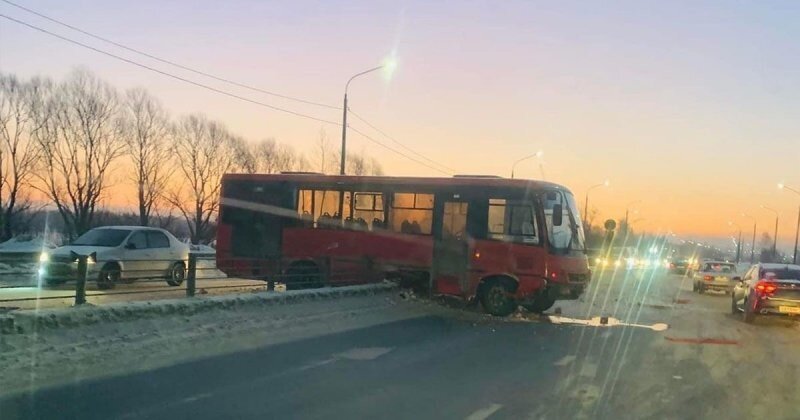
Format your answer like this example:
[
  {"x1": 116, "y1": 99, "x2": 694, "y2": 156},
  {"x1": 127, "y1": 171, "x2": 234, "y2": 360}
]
[{"x1": 39, "y1": 252, "x2": 49, "y2": 263}]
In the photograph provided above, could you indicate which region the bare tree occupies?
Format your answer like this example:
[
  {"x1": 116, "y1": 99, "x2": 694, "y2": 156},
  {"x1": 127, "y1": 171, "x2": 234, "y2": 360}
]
[
  {"x1": 347, "y1": 153, "x2": 368, "y2": 176},
  {"x1": 122, "y1": 87, "x2": 171, "y2": 226},
  {"x1": 166, "y1": 114, "x2": 235, "y2": 244},
  {"x1": 0, "y1": 74, "x2": 41, "y2": 239},
  {"x1": 313, "y1": 128, "x2": 336, "y2": 174},
  {"x1": 368, "y1": 157, "x2": 384, "y2": 176},
  {"x1": 33, "y1": 70, "x2": 126, "y2": 239},
  {"x1": 229, "y1": 135, "x2": 256, "y2": 173}
]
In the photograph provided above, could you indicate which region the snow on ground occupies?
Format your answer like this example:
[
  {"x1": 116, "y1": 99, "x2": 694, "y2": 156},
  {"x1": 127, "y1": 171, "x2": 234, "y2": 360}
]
[
  {"x1": 0, "y1": 237, "x2": 54, "y2": 254},
  {"x1": 0, "y1": 285, "x2": 443, "y2": 396}
]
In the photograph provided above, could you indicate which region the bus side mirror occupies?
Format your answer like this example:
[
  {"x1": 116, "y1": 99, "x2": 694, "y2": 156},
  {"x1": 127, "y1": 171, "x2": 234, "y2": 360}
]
[{"x1": 552, "y1": 204, "x2": 563, "y2": 226}]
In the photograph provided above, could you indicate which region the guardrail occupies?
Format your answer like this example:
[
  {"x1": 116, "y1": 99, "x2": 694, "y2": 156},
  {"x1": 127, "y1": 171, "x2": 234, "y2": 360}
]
[{"x1": 0, "y1": 252, "x2": 390, "y2": 309}]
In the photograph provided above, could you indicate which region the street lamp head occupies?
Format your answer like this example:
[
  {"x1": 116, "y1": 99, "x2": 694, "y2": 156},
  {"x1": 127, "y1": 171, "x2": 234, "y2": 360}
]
[
  {"x1": 778, "y1": 183, "x2": 785, "y2": 190},
  {"x1": 535, "y1": 150, "x2": 544, "y2": 158},
  {"x1": 381, "y1": 55, "x2": 398, "y2": 81},
  {"x1": 603, "y1": 179, "x2": 610, "y2": 187}
]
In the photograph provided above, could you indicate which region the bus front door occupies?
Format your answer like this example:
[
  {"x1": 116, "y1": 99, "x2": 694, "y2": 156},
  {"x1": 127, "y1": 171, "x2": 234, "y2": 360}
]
[{"x1": 433, "y1": 201, "x2": 470, "y2": 296}]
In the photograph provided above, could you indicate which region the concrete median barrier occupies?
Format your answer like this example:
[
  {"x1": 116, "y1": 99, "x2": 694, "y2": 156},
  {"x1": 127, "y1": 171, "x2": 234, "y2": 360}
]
[{"x1": 3, "y1": 282, "x2": 399, "y2": 334}]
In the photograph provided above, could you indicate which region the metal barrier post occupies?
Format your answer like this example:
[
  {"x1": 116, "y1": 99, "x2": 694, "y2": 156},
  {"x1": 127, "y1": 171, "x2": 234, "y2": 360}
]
[
  {"x1": 74, "y1": 255, "x2": 88, "y2": 305},
  {"x1": 186, "y1": 253, "x2": 197, "y2": 297}
]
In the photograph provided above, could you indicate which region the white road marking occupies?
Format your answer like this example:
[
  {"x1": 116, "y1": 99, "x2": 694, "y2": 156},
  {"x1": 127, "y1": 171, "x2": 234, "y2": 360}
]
[
  {"x1": 299, "y1": 347, "x2": 394, "y2": 371},
  {"x1": 336, "y1": 347, "x2": 393, "y2": 361},
  {"x1": 554, "y1": 355, "x2": 576, "y2": 366},
  {"x1": 548, "y1": 315, "x2": 669, "y2": 331},
  {"x1": 180, "y1": 392, "x2": 213, "y2": 403},
  {"x1": 579, "y1": 362, "x2": 598, "y2": 377},
  {"x1": 464, "y1": 403, "x2": 503, "y2": 420}
]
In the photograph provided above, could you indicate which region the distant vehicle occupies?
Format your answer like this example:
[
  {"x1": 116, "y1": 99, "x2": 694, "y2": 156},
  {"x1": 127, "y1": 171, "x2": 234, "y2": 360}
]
[
  {"x1": 40, "y1": 226, "x2": 189, "y2": 289},
  {"x1": 731, "y1": 263, "x2": 800, "y2": 323},
  {"x1": 217, "y1": 173, "x2": 590, "y2": 316},
  {"x1": 692, "y1": 261, "x2": 739, "y2": 293},
  {"x1": 670, "y1": 257, "x2": 696, "y2": 274}
]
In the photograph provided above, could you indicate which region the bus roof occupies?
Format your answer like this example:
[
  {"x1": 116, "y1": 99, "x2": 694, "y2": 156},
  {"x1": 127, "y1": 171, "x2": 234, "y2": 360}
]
[{"x1": 222, "y1": 173, "x2": 571, "y2": 192}]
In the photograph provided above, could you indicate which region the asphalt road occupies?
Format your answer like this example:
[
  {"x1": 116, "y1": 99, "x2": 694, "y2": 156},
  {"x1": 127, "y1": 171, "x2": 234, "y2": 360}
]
[{"x1": 3, "y1": 267, "x2": 800, "y2": 419}]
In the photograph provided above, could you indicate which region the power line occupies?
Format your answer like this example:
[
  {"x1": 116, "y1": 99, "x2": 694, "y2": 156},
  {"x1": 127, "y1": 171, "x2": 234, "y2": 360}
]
[
  {"x1": 0, "y1": 13, "x2": 342, "y2": 126},
  {"x1": 348, "y1": 126, "x2": 451, "y2": 175},
  {"x1": 1, "y1": 13, "x2": 453, "y2": 176},
  {"x1": 0, "y1": 0, "x2": 340, "y2": 110},
  {"x1": 347, "y1": 108, "x2": 457, "y2": 174}
]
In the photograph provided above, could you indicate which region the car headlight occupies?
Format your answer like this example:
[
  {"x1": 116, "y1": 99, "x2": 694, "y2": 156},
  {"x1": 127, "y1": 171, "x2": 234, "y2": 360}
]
[
  {"x1": 39, "y1": 252, "x2": 49, "y2": 263},
  {"x1": 595, "y1": 257, "x2": 602, "y2": 264}
]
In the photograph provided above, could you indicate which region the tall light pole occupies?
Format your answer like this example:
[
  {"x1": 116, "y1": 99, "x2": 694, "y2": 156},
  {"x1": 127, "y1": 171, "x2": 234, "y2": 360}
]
[
  {"x1": 742, "y1": 213, "x2": 757, "y2": 264},
  {"x1": 624, "y1": 200, "x2": 641, "y2": 235},
  {"x1": 340, "y1": 65, "x2": 384, "y2": 175},
  {"x1": 583, "y1": 180, "x2": 610, "y2": 228},
  {"x1": 510, "y1": 151, "x2": 543, "y2": 179},
  {"x1": 729, "y1": 221, "x2": 742, "y2": 264},
  {"x1": 761, "y1": 205, "x2": 779, "y2": 259},
  {"x1": 778, "y1": 183, "x2": 800, "y2": 264}
]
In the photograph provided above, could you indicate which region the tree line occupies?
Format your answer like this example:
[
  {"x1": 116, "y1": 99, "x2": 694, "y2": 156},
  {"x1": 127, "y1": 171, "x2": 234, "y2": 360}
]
[{"x1": 0, "y1": 69, "x2": 383, "y2": 244}]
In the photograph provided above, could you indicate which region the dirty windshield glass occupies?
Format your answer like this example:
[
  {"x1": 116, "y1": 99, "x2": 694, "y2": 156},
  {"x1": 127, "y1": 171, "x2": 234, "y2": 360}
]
[{"x1": 4, "y1": 2, "x2": 800, "y2": 419}]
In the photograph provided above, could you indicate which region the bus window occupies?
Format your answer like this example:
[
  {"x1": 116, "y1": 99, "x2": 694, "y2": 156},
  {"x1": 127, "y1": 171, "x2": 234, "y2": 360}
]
[
  {"x1": 543, "y1": 190, "x2": 585, "y2": 252},
  {"x1": 354, "y1": 192, "x2": 384, "y2": 230},
  {"x1": 442, "y1": 202, "x2": 469, "y2": 239},
  {"x1": 488, "y1": 199, "x2": 539, "y2": 244},
  {"x1": 314, "y1": 190, "x2": 341, "y2": 228},
  {"x1": 297, "y1": 189, "x2": 313, "y2": 225},
  {"x1": 390, "y1": 193, "x2": 433, "y2": 234}
]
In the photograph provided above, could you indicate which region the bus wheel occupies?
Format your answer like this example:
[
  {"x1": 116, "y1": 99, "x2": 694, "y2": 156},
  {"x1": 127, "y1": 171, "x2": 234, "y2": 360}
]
[
  {"x1": 522, "y1": 294, "x2": 556, "y2": 314},
  {"x1": 286, "y1": 262, "x2": 322, "y2": 290},
  {"x1": 480, "y1": 279, "x2": 516, "y2": 317}
]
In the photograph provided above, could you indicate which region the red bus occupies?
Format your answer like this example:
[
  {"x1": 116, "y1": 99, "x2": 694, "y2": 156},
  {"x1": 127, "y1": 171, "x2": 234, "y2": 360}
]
[{"x1": 216, "y1": 173, "x2": 590, "y2": 316}]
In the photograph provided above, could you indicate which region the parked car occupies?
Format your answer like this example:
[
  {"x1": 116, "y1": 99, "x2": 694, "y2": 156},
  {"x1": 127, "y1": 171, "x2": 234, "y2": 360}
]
[
  {"x1": 40, "y1": 226, "x2": 189, "y2": 289},
  {"x1": 692, "y1": 261, "x2": 739, "y2": 293},
  {"x1": 731, "y1": 263, "x2": 800, "y2": 323}
]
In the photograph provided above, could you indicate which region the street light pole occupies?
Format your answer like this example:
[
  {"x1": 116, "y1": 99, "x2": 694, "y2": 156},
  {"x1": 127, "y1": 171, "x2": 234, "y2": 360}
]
[
  {"x1": 340, "y1": 66, "x2": 383, "y2": 175},
  {"x1": 583, "y1": 180, "x2": 609, "y2": 229},
  {"x1": 778, "y1": 183, "x2": 800, "y2": 264},
  {"x1": 510, "y1": 151, "x2": 543, "y2": 179},
  {"x1": 624, "y1": 200, "x2": 641, "y2": 236},
  {"x1": 761, "y1": 205, "x2": 779, "y2": 259},
  {"x1": 742, "y1": 213, "x2": 756, "y2": 264}
]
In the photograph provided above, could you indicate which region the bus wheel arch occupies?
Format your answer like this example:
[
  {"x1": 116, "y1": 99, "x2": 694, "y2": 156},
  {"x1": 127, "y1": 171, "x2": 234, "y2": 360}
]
[
  {"x1": 285, "y1": 260, "x2": 323, "y2": 289},
  {"x1": 477, "y1": 275, "x2": 519, "y2": 317}
]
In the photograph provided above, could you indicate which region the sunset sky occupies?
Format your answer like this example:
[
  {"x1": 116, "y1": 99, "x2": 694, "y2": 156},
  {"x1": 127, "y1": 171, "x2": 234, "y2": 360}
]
[{"x1": 2, "y1": 1, "x2": 800, "y2": 249}]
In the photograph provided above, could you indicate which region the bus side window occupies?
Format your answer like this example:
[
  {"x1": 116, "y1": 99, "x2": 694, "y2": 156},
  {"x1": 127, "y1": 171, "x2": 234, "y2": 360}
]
[
  {"x1": 313, "y1": 190, "x2": 341, "y2": 228},
  {"x1": 354, "y1": 192, "x2": 385, "y2": 230},
  {"x1": 297, "y1": 189, "x2": 314, "y2": 226},
  {"x1": 487, "y1": 198, "x2": 540, "y2": 245},
  {"x1": 390, "y1": 193, "x2": 433, "y2": 235}
]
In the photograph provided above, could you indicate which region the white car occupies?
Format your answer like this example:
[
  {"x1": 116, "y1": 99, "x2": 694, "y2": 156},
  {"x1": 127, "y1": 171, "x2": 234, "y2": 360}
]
[{"x1": 40, "y1": 226, "x2": 190, "y2": 289}]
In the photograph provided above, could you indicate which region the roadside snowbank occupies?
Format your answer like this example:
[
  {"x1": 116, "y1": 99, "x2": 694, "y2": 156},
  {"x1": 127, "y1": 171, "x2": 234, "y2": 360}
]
[{"x1": 4, "y1": 282, "x2": 398, "y2": 334}]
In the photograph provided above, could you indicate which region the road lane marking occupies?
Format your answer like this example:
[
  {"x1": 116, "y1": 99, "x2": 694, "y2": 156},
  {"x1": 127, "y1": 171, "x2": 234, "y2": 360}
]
[
  {"x1": 464, "y1": 403, "x2": 503, "y2": 420},
  {"x1": 547, "y1": 315, "x2": 669, "y2": 331},
  {"x1": 180, "y1": 392, "x2": 213, "y2": 403},
  {"x1": 299, "y1": 347, "x2": 394, "y2": 371},
  {"x1": 554, "y1": 355, "x2": 576, "y2": 366}
]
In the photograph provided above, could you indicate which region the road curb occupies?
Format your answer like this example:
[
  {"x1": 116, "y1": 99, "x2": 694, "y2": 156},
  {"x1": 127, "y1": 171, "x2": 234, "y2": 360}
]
[{"x1": 3, "y1": 282, "x2": 399, "y2": 335}]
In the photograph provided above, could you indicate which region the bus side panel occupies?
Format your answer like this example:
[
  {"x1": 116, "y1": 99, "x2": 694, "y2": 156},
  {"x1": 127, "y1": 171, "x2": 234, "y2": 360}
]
[
  {"x1": 468, "y1": 239, "x2": 548, "y2": 299},
  {"x1": 282, "y1": 227, "x2": 434, "y2": 283}
]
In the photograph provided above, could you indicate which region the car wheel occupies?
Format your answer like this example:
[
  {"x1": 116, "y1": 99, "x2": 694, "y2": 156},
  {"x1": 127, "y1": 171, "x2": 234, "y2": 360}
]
[
  {"x1": 166, "y1": 262, "x2": 185, "y2": 286},
  {"x1": 522, "y1": 293, "x2": 556, "y2": 314},
  {"x1": 743, "y1": 294, "x2": 756, "y2": 324},
  {"x1": 480, "y1": 279, "x2": 516, "y2": 317},
  {"x1": 97, "y1": 265, "x2": 120, "y2": 290},
  {"x1": 698, "y1": 284, "x2": 705, "y2": 294}
]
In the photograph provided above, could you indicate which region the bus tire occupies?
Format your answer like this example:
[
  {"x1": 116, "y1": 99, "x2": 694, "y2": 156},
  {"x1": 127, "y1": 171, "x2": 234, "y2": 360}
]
[
  {"x1": 522, "y1": 294, "x2": 556, "y2": 313},
  {"x1": 286, "y1": 262, "x2": 322, "y2": 290},
  {"x1": 480, "y1": 278, "x2": 516, "y2": 317}
]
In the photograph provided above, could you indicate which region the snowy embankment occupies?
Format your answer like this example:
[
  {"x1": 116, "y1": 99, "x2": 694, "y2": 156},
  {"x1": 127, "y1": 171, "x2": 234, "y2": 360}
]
[
  {"x1": 0, "y1": 282, "x2": 425, "y2": 396},
  {"x1": 2, "y1": 282, "x2": 398, "y2": 334}
]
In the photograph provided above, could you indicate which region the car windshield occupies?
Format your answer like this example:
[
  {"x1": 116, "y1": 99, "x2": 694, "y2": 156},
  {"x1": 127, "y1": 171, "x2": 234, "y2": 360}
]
[
  {"x1": 71, "y1": 229, "x2": 131, "y2": 247},
  {"x1": 703, "y1": 263, "x2": 735, "y2": 273},
  {"x1": 762, "y1": 268, "x2": 800, "y2": 281}
]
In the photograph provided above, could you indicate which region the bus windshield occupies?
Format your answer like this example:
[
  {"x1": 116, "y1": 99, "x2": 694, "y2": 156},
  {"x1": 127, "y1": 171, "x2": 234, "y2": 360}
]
[{"x1": 544, "y1": 190, "x2": 585, "y2": 253}]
